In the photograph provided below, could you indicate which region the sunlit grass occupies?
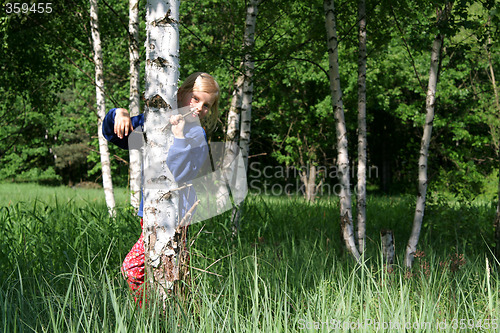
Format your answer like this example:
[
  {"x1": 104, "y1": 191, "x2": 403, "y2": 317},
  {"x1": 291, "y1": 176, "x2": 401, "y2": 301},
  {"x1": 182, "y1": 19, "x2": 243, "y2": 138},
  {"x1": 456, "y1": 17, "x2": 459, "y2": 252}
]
[
  {"x1": 0, "y1": 182, "x2": 130, "y2": 208},
  {"x1": 0, "y1": 183, "x2": 498, "y2": 332}
]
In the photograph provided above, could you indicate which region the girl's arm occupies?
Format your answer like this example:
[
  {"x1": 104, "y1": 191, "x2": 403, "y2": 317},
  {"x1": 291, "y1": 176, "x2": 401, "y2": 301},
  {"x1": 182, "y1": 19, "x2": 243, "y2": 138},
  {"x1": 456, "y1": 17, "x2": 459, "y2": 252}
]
[
  {"x1": 166, "y1": 125, "x2": 208, "y2": 183},
  {"x1": 102, "y1": 108, "x2": 144, "y2": 150}
]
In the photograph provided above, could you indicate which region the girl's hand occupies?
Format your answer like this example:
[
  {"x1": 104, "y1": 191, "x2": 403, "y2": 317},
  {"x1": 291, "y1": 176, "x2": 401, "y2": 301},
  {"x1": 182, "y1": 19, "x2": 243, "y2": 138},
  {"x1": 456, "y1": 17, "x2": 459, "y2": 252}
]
[
  {"x1": 170, "y1": 114, "x2": 185, "y2": 139},
  {"x1": 114, "y1": 108, "x2": 133, "y2": 139}
]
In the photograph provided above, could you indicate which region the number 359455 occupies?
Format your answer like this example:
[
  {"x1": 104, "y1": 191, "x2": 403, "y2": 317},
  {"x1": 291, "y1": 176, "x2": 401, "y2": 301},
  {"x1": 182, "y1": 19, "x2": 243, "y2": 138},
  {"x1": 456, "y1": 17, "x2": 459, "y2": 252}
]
[{"x1": 5, "y1": 3, "x2": 53, "y2": 14}]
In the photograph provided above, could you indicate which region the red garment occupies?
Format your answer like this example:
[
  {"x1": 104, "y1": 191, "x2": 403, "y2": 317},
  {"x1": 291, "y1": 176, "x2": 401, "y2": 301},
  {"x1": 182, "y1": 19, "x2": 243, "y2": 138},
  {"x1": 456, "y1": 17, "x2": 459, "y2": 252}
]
[
  {"x1": 121, "y1": 218, "x2": 190, "y2": 305},
  {"x1": 122, "y1": 219, "x2": 145, "y2": 303}
]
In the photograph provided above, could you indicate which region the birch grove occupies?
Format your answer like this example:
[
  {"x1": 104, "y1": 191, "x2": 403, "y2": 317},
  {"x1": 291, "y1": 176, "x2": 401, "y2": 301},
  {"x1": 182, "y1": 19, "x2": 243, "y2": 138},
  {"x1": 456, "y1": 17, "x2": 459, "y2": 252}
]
[
  {"x1": 129, "y1": 0, "x2": 142, "y2": 211},
  {"x1": 356, "y1": 0, "x2": 368, "y2": 255},
  {"x1": 143, "y1": 0, "x2": 182, "y2": 299},
  {"x1": 324, "y1": 0, "x2": 360, "y2": 261},
  {"x1": 405, "y1": 4, "x2": 452, "y2": 269},
  {"x1": 90, "y1": 0, "x2": 116, "y2": 216}
]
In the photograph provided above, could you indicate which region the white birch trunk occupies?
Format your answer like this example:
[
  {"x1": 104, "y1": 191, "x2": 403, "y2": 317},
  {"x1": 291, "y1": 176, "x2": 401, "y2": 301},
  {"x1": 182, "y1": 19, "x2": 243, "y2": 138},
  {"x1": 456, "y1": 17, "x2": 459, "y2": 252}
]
[
  {"x1": 129, "y1": 0, "x2": 142, "y2": 211},
  {"x1": 143, "y1": 0, "x2": 181, "y2": 299},
  {"x1": 227, "y1": 76, "x2": 244, "y2": 144},
  {"x1": 233, "y1": 0, "x2": 258, "y2": 230},
  {"x1": 356, "y1": 0, "x2": 367, "y2": 254},
  {"x1": 486, "y1": 17, "x2": 500, "y2": 116},
  {"x1": 217, "y1": 77, "x2": 243, "y2": 208},
  {"x1": 486, "y1": 23, "x2": 500, "y2": 258},
  {"x1": 381, "y1": 229, "x2": 395, "y2": 266},
  {"x1": 90, "y1": 0, "x2": 115, "y2": 216},
  {"x1": 324, "y1": 0, "x2": 360, "y2": 261},
  {"x1": 217, "y1": 76, "x2": 243, "y2": 230},
  {"x1": 300, "y1": 164, "x2": 318, "y2": 202},
  {"x1": 239, "y1": 0, "x2": 258, "y2": 171},
  {"x1": 404, "y1": 33, "x2": 444, "y2": 269},
  {"x1": 307, "y1": 165, "x2": 317, "y2": 202}
]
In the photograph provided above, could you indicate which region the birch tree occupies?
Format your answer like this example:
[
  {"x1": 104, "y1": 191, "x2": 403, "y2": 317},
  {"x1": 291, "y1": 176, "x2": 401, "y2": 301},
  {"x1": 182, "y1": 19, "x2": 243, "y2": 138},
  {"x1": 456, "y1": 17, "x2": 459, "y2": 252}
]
[
  {"x1": 226, "y1": 76, "x2": 244, "y2": 156},
  {"x1": 405, "y1": 3, "x2": 452, "y2": 269},
  {"x1": 239, "y1": 0, "x2": 258, "y2": 171},
  {"x1": 230, "y1": 0, "x2": 258, "y2": 229},
  {"x1": 217, "y1": 76, "x2": 243, "y2": 228},
  {"x1": 299, "y1": 161, "x2": 321, "y2": 202},
  {"x1": 143, "y1": 0, "x2": 182, "y2": 300},
  {"x1": 90, "y1": 0, "x2": 116, "y2": 216},
  {"x1": 324, "y1": 0, "x2": 360, "y2": 261},
  {"x1": 356, "y1": 0, "x2": 367, "y2": 255},
  {"x1": 129, "y1": 0, "x2": 142, "y2": 211}
]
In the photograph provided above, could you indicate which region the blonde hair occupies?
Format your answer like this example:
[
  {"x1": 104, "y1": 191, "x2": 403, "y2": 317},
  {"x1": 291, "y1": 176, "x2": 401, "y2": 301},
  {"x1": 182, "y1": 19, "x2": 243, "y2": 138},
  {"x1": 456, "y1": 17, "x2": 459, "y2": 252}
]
[{"x1": 178, "y1": 72, "x2": 220, "y2": 134}]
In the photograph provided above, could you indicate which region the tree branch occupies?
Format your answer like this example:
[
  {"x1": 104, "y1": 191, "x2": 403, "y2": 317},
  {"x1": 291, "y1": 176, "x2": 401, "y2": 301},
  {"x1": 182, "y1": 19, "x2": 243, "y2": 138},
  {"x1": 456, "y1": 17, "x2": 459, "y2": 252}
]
[{"x1": 390, "y1": 6, "x2": 426, "y2": 93}]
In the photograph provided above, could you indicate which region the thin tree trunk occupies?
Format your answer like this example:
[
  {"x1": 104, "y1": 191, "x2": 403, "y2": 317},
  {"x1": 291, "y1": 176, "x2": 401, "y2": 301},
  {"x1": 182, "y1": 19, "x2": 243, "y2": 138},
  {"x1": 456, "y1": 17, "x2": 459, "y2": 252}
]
[
  {"x1": 405, "y1": 13, "x2": 448, "y2": 268},
  {"x1": 486, "y1": 17, "x2": 500, "y2": 115},
  {"x1": 381, "y1": 229, "x2": 395, "y2": 266},
  {"x1": 496, "y1": 167, "x2": 500, "y2": 259},
  {"x1": 221, "y1": 77, "x2": 244, "y2": 234},
  {"x1": 143, "y1": 0, "x2": 181, "y2": 300},
  {"x1": 227, "y1": 76, "x2": 244, "y2": 145},
  {"x1": 129, "y1": 0, "x2": 142, "y2": 211},
  {"x1": 324, "y1": 0, "x2": 360, "y2": 261},
  {"x1": 239, "y1": 0, "x2": 258, "y2": 171},
  {"x1": 486, "y1": 19, "x2": 500, "y2": 258},
  {"x1": 297, "y1": 144, "x2": 319, "y2": 202},
  {"x1": 300, "y1": 164, "x2": 318, "y2": 202},
  {"x1": 356, "y1": 0, "x2": 367, "y2": 255},
  {"x1": 217, "y1": 76, "x2": 243, "y2": 224},
  {"x1": 307, "y1": 164, "x2": 317, "y2": 202},
  {"x1": 90, "y1": 0, "x2": 115, "y2": 216},
  {"x1": 233, "y1": 0, "x2": 258, "y2": 230}
]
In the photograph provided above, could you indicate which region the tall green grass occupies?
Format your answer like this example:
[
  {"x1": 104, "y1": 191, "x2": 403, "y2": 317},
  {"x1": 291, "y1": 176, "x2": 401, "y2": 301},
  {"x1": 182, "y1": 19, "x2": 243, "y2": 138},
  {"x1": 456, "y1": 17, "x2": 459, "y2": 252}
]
[{"x1": 0, "y1": 184, "x2": 498, "y2": 332}]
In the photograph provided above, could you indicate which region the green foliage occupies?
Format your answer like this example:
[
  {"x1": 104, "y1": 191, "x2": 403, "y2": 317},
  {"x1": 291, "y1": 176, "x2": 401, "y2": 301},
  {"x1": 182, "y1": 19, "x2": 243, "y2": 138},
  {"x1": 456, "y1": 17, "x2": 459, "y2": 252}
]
[
  {"x1": 0, "y1": 0, "x2": 499, "y2": 197},
  {"x1": 0, "y1": 0, "x2": 132, "y2": 186},
  {"x1": 359, "y1": 0, "x2": 500, "y2": 194}
]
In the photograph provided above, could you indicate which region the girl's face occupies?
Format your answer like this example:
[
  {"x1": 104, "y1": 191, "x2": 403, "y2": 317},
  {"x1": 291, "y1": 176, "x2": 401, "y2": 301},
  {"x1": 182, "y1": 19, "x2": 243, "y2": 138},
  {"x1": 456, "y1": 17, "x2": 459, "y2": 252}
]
[{"x1": 179, "y1": 90, "x2": 216, "y2": 121}]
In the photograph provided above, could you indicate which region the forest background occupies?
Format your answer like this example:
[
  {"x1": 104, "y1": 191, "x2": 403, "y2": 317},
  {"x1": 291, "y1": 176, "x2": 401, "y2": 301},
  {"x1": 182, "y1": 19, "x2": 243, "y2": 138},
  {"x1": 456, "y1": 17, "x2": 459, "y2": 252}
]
[
  {"x1": 1, "y1": 0, "x2": 499, "y2": 202},
  {"x1": 1, "y1": 0, "x2": 500, "y2": 330}
]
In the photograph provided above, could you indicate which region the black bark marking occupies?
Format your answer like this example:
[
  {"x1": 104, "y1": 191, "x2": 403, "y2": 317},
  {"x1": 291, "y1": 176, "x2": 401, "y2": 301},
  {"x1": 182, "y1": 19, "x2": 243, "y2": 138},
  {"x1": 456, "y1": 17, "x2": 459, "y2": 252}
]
[
  {"x1": 147, "y1": 175, "x2": 168, "y2": 184},
  {"x1": 152, "y1": 9, "x2": 176, "y2": 26},
  {"x1": 145, "y1": 94, "x2": 169, "y2": 109},
  {"x1": 147, "y1": 57, "x2": 169, "y2": 68}
]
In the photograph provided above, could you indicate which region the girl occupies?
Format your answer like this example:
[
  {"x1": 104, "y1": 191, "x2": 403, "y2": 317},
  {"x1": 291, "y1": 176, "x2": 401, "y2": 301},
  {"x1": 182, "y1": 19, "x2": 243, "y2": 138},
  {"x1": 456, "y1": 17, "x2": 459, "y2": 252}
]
[{"x1": 102, "y1": 72, "x2": 220, "y2": 295}]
